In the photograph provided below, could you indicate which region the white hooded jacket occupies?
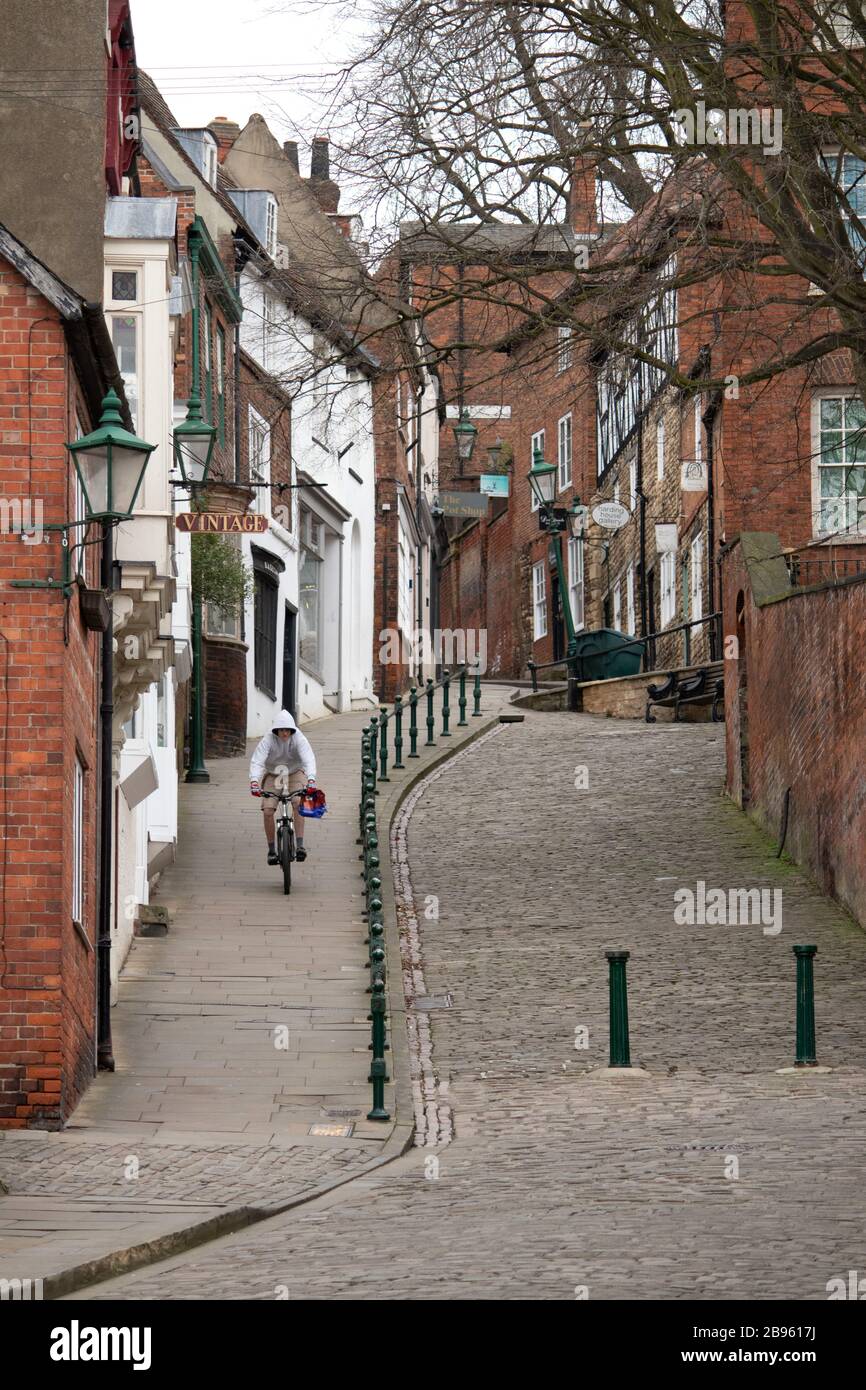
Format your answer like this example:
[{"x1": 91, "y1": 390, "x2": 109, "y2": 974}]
[{"x1": 249, "y1": 710, "x2": 317, "y2": 784}]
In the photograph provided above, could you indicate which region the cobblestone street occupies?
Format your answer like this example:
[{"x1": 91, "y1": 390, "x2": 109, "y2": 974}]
[{"x1": 78, "y1": 711, "x2": 866, "y2": 1300}]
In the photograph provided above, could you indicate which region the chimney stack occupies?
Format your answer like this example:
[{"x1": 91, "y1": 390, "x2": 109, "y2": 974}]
[
  {"x1": 310, "y1": 136, "x2": 330, "y2": 180},
  {"x1": 308, "y1": 136, "x2": 340, "y2": 213},
  {"x1": 208, "y1": 116, "x2": 240, "y2": 163},
  {"x1": 283, "y1": 140, "x2": 299, "y2": 172},
  {"x1": 568, "y1": 154, "x2": 598, "y2": 236}
]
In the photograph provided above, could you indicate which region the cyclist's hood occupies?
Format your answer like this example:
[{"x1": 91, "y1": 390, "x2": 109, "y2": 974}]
[{"x1": 271, "y1": 710, "x2": 297, "y2": 733}]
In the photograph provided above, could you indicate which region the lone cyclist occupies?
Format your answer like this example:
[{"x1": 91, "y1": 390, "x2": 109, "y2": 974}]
[{"x1": 249, "y1": 710, "x2": 317, "y2": 865}]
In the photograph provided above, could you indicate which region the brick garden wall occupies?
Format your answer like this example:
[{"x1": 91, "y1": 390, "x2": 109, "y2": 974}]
[
  {"x1": 0, "y1": 259, "x2": 100, "y2": 1126},
  {"x1": 722, "y1": 534, "x2": 866, "y2": 928}
]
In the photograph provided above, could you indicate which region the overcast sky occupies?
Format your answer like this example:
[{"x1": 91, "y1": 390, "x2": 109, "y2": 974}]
[{"x1": 132, "y1": 0, "x2": 361, "y2": 171}]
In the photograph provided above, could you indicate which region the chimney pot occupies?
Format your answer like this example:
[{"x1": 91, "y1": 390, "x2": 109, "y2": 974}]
[{"x1": 310, "y1": 136, "x2": 330, "y2": 181}]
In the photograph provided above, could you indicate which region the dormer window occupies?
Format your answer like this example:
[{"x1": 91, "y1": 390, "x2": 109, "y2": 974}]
[{"x1": 204, "y1": 139, "x2": 218, "y2": 188}]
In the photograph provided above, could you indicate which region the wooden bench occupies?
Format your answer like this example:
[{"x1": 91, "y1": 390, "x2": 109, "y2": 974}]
[{"x1": 646, "y1": 660, "x2": 724, "y2": 723}]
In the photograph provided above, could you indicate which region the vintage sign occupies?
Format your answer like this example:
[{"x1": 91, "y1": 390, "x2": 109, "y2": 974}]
[
  {"x1": 480, "y1": 474, "x2": 509, "y2": 497},
  {"x1": 436, "y1": 490, "x2": 489, "y2": 519},
  {"x1": 681, "y1": 459, "x2": 708, "y2": 492},
  {"x1": 655, "y1": 523, "x2": 679, "y2": 554},
  {"x1": 591, "y1": 501, "x2": 631, "y2": 531},
  {"x1": 175, "y1": 512, "x2": 268, "y2": 534}
]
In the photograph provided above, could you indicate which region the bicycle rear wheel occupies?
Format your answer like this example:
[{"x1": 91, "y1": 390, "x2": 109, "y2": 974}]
[{"x1": 280, "y1": 819, "x2": 292, "y2": 895}]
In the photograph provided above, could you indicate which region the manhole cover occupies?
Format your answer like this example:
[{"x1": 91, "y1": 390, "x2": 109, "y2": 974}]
[
  {"x1": 412, "y1": 993, "x2": 453, "y2": 1011},
  {"x1": 309, "y1": 1123, "x2": 354, "y2": 1138},
  {"x1": 324, "y1": 1108, "x2": 361, "y2": 1119}
]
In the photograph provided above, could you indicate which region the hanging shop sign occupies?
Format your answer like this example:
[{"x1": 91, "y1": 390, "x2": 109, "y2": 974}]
[
  {"x1": 591, "y1": 501, "x2": 630, "y2": 530},
  {"x1": 175, "y1": 512, "x2": 268, "y2": 534},
  {"x1": 681, "y1": 459, "x2": 708, "y2": 492},
  {"x1": 480, "y1": 474, "x2": 509, "y2": 497},
  {"x1": 655, "y1": 523, "x2": 679, "y2": 553},
  {"x1": 435, "y1": 491, "x2": 489, "y2": 519}
]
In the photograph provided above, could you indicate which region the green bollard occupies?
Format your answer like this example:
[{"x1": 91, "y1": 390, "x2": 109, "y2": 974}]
[
  {"x1": 393, "y1": 695, "x2": 404, "y2": 768},
  {"x1": 368, "y1": 981, "x2": 391, "y2": 1106},
  {"x1": 369, "y1": 717, "x2": 378, "y2": 792},
  {"x1": 378, "y1": 707, "x2": 390, "y2": 782},
  {"x1": 472, "y1": 661, "x2": 482, "y2": 715},
  {"x1": 605, "y1": 950, "x2": 631, "y2": 1067},
  {"x1": 408, "y1": 686, "x2": 420, "y2": 757},
  {"x1": 457, "y1": 668, "x2": 468, "y2": 726},
  {"x1": 425, "y1": 679, "x2": 436, "y2": 746},
  {"x1": 441, "y1": 670, "x2": 452, "y2": 736},
  {"x1": 794, "y1": 944, "x2": 818, "y2": 1066}
]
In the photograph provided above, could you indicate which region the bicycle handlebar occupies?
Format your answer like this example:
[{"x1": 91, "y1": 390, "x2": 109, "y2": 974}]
[{"x1": 259, "y1": 788, "x2": 308, "y2": 800}]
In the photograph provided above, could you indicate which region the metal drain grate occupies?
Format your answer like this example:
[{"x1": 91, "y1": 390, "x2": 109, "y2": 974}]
[
  {"x1": 411, "y1": 993, "x2": 453, "y2": 1011},
  {"x1": 309, "y1": 1122, "x2": 354, "y2": 1138}
]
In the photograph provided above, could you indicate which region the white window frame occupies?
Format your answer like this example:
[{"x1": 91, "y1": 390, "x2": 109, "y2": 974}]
[
  {"x1": 612, "y1": 578, "x2": 622, "y2": 632},
  {"x1": 249, "y1": 404, "x2": 271, "y2": 517},
  {"x1": 530, "y1": 429, "x2": 545, "y2": 511},
  {"x1": 660, "y1": 549, "x2": 677, "y2": 626},
  {"x1": 556, "y1": 325, "x2": 574, "y2": 374},
  {"x1": 72, "y1": 755, "x2": 84, "y2": 927},
  {"x1": 629, "y1": 455, "x2": 637, "y2": 511},
  {"x1": 397, "y1": 523, "x2": 416, "y2": 641},
  {"x1": 266, "y1": 196, "x2": 278, "y2": 258},
  {"x1": 557, "y1": 413, "x2": 572, "y2": 491},
  {"x1": 204, "y1": 137, "x2": 218, "y2": 188},
  {"x1": 656, "y1": 416, "x2": 665, "y2": 481},
  {"x1": 625, "y1": 563, "x2": 635, "y2": 635},
  {"x1": 613, "y1": 478, "x2": 620, "y2": 506},
  {"x1": 810, "y1": 388, "x2": 866, "y2": 538},
  {"x1": 690, "y1": 534, "x2": 703, "y2": 634},
  {"x1": 567, "y1": 535, "x2": 585, "y2": 631},
  {"x1": 532, "y1": 561, "x2": 547, "y2": 640},
  {"x1": 108, "y1": 310, "x2": 140, "y2": 433},
  {"x1": 693, "y1": 394, "x2": 703, "y2": 463}
]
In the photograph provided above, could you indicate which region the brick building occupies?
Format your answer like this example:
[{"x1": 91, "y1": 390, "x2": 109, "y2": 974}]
[{"x1": 0, "y1": 226, "x2": 130, "y2": 1125}]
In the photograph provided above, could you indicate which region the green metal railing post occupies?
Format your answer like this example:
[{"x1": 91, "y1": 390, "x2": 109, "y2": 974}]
[
  {"x1": 367, "y1": 981, "x2": 391, "y2": 1119},
  {"x1": 472, "y1": 662, "x2": 482, "y2": 716},
  {"x1": 393, "y1": 694, "x2": 404, "y2": 768},
  {"x1": 794, "y1": 944, "x2": 818, "y2": 1066},
  {"x1": 408, "y1": 686, "x2": 420, "y2": 756},
  {"x1": 369, "y1": 716, "x2": 378, "y2": 793},
  {"x1": 441, "y1": 670, "x2": 452, "y2": 736},
  {"x1": 378, "y1": 707, "x2": 390, "y2": 782},
  {"x1": 605, "y1": 950, "x2": 631, "y2": 1067},
  {"x1": 457, "y1": 668, "x2": 468, "y2": 726},
  {"x1": 425, "y1": 679, "x2": 436, "y2": 746}
]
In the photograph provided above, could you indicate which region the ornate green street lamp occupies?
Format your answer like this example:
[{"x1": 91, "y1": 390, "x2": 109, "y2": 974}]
[
  {"x1": 70, "y1": 389, "x2": 156, "y2": 1072},
  {"x1": 527, "y1": 445, "x2": 582, "y2": 706},
  {"x1": 68, "y1": 388, "x2": 156, "y2": 520},
  {"x1": 452, "y1": 406, "x2": 478, "y2": 465},
  {"x1": 172, "y1": 394, "x2": 216, "y2": 488}
]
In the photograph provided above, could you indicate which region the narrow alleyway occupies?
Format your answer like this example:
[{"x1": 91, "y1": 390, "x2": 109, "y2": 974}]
[{"x1": 76, "y1": 711, "x2": 866, "y2": 1300}]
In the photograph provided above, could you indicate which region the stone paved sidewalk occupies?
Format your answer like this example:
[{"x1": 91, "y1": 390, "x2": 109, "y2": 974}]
[
  {"x1": 80, "y1": 711, "x2": 866, "y2": 1301},
  {"x1": 0, "y1": 687, "x2": 515, "y2": 1294}
]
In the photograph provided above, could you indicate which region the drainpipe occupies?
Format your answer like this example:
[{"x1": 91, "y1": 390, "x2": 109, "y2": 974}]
[
  {"x1": 185, "y1": 233, "x2": 209, "y2": 783},
  {"x1": 234, "y1": 265, "x2": 242, "y2": 484},
  {"x1": 337, "y1": 531, "x2": 345, "y2": 708},
  {"x1": 96, "y1": 523, "x2": 116, "y2": 1071},
  {"x1": 704, "y1": 389, "x2": 721, "y2": 659}
]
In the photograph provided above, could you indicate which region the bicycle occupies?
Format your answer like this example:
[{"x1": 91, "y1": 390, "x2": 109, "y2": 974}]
[{"x1": 260, "y1": 788, "x2": 307, "y2": 895}]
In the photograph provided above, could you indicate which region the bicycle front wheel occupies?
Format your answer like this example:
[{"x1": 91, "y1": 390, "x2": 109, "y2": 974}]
[{"x1": 280, "y1": 821, "x2": 292, "y2": 895}]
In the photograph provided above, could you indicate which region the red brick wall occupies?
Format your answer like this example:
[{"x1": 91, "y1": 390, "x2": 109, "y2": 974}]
[
  {"x1": 204, "y1": 639, "x2": 248, "y2": 757},
  {"x1": 722, "y1": 536, "x2": 866, "y2": 927},
  {"x1": 0, "y1": 259, "x2": 101, "y2": 1127}
]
